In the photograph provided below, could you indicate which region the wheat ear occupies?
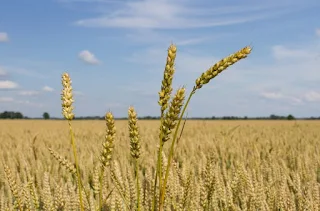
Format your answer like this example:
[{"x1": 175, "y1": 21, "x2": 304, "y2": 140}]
[
  {"x1": 128, "y1": 106, "x2": 141, "y2": 211},
  {"x1": 98, "y1": 111, "x2": 116, "y2": 209},
  {"x1": 61, "y1": 72, "x2": 84, "y2": 211},
  {"x1": 3, "y1": 164, "x2": 23, "y2": 210}
]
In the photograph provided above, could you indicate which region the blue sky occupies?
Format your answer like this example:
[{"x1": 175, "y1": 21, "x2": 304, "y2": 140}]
[{"x1": 0, "y1": 0, "x2": 320, "y2": 118}]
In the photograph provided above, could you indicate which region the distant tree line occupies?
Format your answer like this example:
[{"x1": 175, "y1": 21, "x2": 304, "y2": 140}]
[
  {"x1": 1, "y1": 111, "x2": 320, "y2": 120},
  {"x1": 0, "y1": 111, "x2": 24, "y2": 119},
  {"x1": 211, "y1": 114, "x2": 297, "y2": 120}
]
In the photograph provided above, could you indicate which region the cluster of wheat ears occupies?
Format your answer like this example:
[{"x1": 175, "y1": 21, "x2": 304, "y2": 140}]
[{"x1": 2, "y1": 44, "x2": 320, "y2": 211}]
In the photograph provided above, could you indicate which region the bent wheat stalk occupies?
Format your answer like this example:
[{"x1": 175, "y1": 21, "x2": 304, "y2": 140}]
[{"x1": 158, "y1": 45, "x2": 252, "y2": 211}]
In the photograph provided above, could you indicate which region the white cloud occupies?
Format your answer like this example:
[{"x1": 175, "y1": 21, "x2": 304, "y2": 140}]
[
  {"x1": 73, "y1": 91, "x2": 84, "y2": 96},
  {"x1": 42, "y1": 86, "x2": 54, "y2": 92},
  {"x1": 125, "y1": 29, "x2": 216, "y2": 45},
  {"x1": 0, "y1": 67, "x2": 7, "y2": 76},
  {"x1": 260, "y1": 91, "x2": 283, "y2": 99},
  {"x1": 18, "y1": 91, "x2": 40, "y2": 96},
  {"x1": 305, "y1": 91, "x2": 320, "y2": 102},
  {"x1": 105, "y1": 102, "x2": 127, "y2": 108},
  {"x1": 74, "y1": 1, "x2": 302, "y2": 29},
  {"x1": 78, "y1": 50, "x2": 100, "y2": 65},
  {"x1": 260, "y1": 91, "x2": 303, "y2": 106},
  {"x1": 0, "y1": 32, "x2": 9, "y2": 42},
  {"x1": 316, "y1": 28, "x2": 320, "y2": 37},
  {"x1": 0, "y1": 80, "x2": 19, "y2": 89},
  {"x1": 272, "y1": 45, "x2": 314, "y2": 60},
  {"x1": 176, "y1": 37, "x2": 210, "y2": 46},
  {"x1": 0, "y1": 96, "x2": 43, "y2": 107},
  {"x1": 15, "y1": 100, "x2": 44, "y2": 107},
  {"x1": 0, "y1": 65, "x2": 49, "y2": 79},
  {"x1": 270, "y1": 45, "x2": 320, "y2": 80},
  {"x1": 0, "y1": 97, "x2": 14, "y2": 102}
]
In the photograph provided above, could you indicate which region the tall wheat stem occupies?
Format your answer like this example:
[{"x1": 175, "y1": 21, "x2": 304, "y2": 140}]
[
  {"x1": 61, "y1": 72, "x2": 84, "y2": 211},
  {"x1": 135, "y1": 159, "x2": 141, "y2": 211},
  {"x1": 153, "y1": 44, "x2": 177, "y2": 211},
  {"x1": 159, "y1": 87, "x2": 196, "y2": 211},
  {"x1": 68, "y1": 121, "x2": 84, "y2": 211},
  {"x1": 128, "y1": 106, "x2": 142, "y2": 211},
  {"x1": 99, "y1": 169, "x2": 104, "y2": 210}
]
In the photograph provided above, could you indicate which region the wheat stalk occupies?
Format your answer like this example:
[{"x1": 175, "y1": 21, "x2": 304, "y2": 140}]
[
  {"x1": 61, "y1": 72, "x2": 84, "y2": 211},
  {"x1": 128, "y1": 106, "x2": 141, "y2": 211}
]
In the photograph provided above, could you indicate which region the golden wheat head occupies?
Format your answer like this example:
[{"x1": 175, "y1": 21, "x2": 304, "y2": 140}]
[
  {"x1": 128, "y1": 106, "x2": 141, "y2": 159},
  {"x1": 158, "y1": 44, "x2": 177, "y2": 114},
  {"x1": 61, "y1": 72, "x2": 75, "y2": 120},
  {"x1": 100, "y1": 112, "x2": 116, "y2": 168},
  {"x1": 195, "y1": 46, "x2": 251, "y2": 89}
]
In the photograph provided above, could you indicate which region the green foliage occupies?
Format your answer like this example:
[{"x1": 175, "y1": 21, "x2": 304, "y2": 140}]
[
  {"x1": 287, "y1": 114, "x2": 295, "y2": 120},
  {"x1": 43, "y1": 112, "x2": 50, "y2": 120},
  {"x1": 0, "y1": 111, "x2": 24, "y2": 119}
]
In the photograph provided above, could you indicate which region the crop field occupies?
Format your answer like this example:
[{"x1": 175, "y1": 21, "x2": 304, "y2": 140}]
[
  {"x1": 0, "y1": 45, "x2": 319, "y2": 211},
  {"x1": 1, "y1": 119, "x2": 320, "y2": 210}
]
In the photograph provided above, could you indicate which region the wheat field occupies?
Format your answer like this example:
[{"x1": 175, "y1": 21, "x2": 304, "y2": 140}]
[
  {"x1": 1, "y1": 44, "x2": 320, "y2": 210},
  {"x1": 1, "y1": 120, "x2": 320, "y2": 210}
]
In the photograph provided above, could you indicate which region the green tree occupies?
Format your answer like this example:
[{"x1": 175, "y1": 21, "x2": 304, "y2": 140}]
[
  {"x1": 287, "y1": 114, "x2": 295, "y2": 120},
  {"x1": 43, "y1": 112, "x2": 50, "y2": 120},
  {"x1": 0, "y1": 111, "x2": 24, "y2": 119}
]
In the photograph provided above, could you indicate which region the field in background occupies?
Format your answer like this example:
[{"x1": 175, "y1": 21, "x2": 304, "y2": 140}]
[{"x1": 1, "y1": 120, "x2": 320, "y2": 210}]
